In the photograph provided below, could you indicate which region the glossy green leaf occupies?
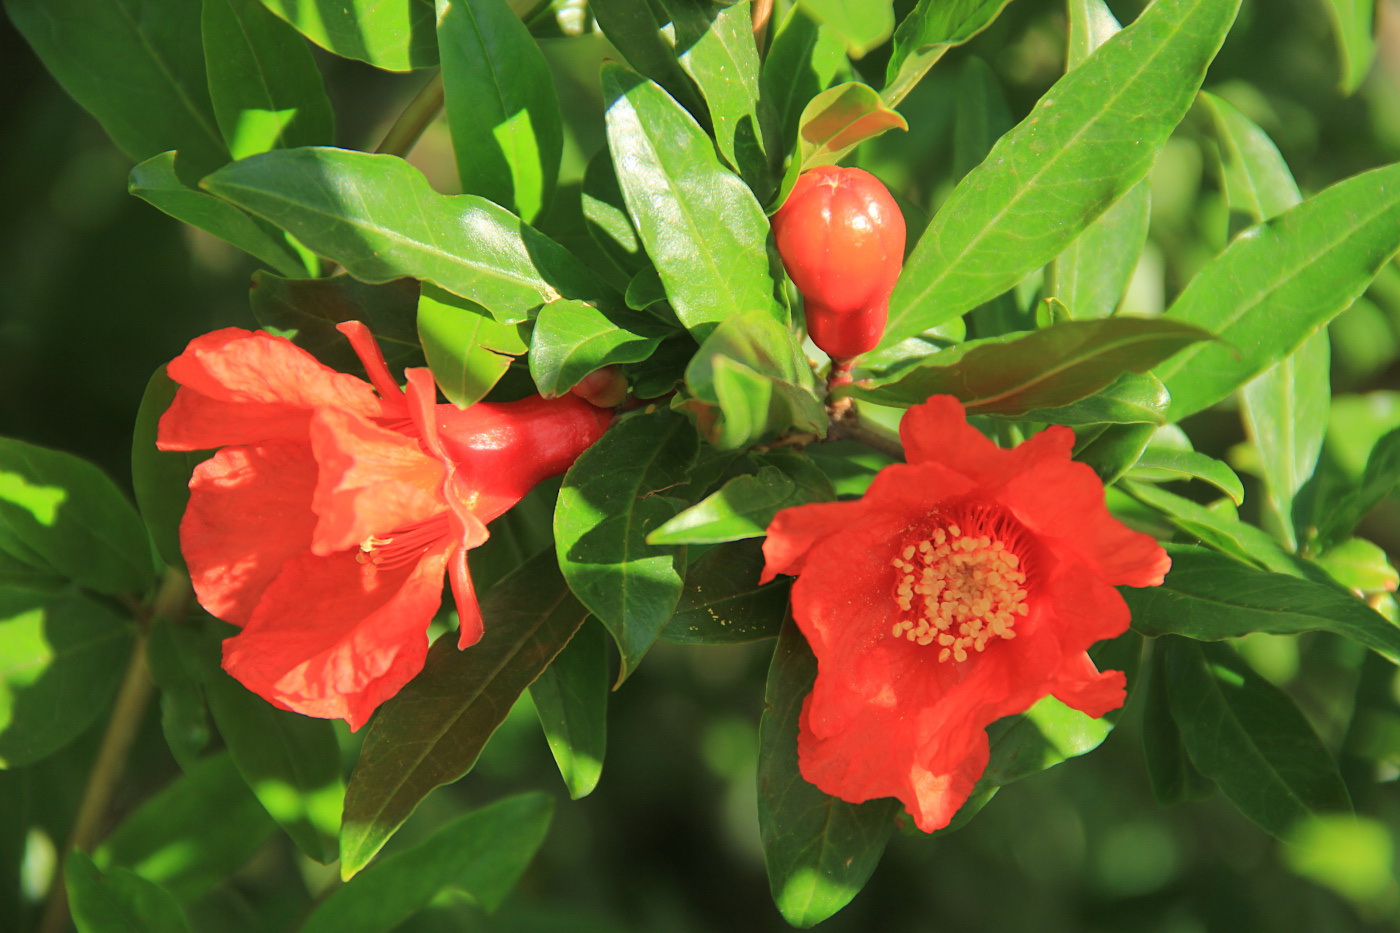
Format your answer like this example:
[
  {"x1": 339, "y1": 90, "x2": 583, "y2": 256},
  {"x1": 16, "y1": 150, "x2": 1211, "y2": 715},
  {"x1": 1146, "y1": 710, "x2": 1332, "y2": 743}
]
[
  {"x1": 1319, "y1": 427, "x2": 1400, "y2": 546},
  {"x1": 96, "y1": 752, "x2": 276, "y2": 901},
  {"x1": 883, "y1": 0, "x2": 1011, "y2": 105},
  {"x1": 202, "y1": 0, "x2": 334, "y2": 159},
  {"x1": 67, "y1": 851, "x2": 190, "y2": 933},
  {"x1": 1123, "y1": 545, "x2": 1400, "y2": 662},
  {"x1": 250, "y1": 272, "x2": 422, "y2": 371},
  {"x1": 847, "y1": 319, "x2": 1210, "y2": 415},
  {"x1": 680, "y1": 310, "x2": 826, "y2": 450},
  {"x1": 130, "y1": 367, "x2": 206, "y2": 574},
  {"x1": 529, "y1": 620, "x2": 607, "y2": 799},
  {"x1": 602, "y1": 64, "x2": 783, "y2": 340},
  {"x1": 998, "y1": 372, "x2": 1169, "y2": 426},
  {"x1": 624, "y1": 266, "x2": 669, "y2": 313},
  {"x1": 1321, "y1": 0, "x2": 1375, "y2": 94},
  {"x1": 1126, "y1": 484, "x2": 1309, "y2": 578},
  {"x1": 980, "y1": 695, "x2": 1113, "y2": 788},
  {"x1": 1074, "y1": 423, "x2": 1154, "y2": 485},
  {"x1": 795, "y1": 82, "x2": 908, "y2": 172},
  {"x1": 581, "y1": 152, "x2": 648, "y2": 277},
  {"x1": 340, "y1": 550, "x2": 588, "y2": 878},
  {"x1": 649, "y1": 454, "x2": 834, "y2": 545},
  {"x1": 1127, "y1": 448, "x2": 1246, "y2": 506},
  {"x1": 528, "y1": 299, "x2": 668, "y2": 398},
  {"x1": 798, "y1": 0, "x2": 893, "y2": 57},
  {"x1": 762, "y1": 5, "x2": 848, "y2": 156},
  {"x1": 1165, "y1": 638, "x2": 1351, "y2": 837},
  {"x1": 175, "y1": 624, "x2": 343, "y2": 864},
  {"x1": 201, "y1": 147, "x2": 611, "y2": 324},
  {"x1": 663, "y1": 539, "x2": 791, "y2": 645},
  {"x1": 1202, "y1": 91, "x2": 1301, "y2": 230},
  {"x1": 0, "y1": 437, "x2": 155, "y2": 596},
  {"x1": 437, "y1": 0, "x2": 562, "y2": 223},
  {"x1": 1048, "y1": 0, "x2": 1149, "y2": 321},
  {"x1": 659, "y1": 0, "x2": 775, "y2": 196},
  {"x1": 1141, "y1": 643, "x2": 1214, "y2": 805},
  {"x1": 257, "y1": 0, "x2": 437, "y2": 71},
  {"x1": 554, "y1": 409, "x2": 696, "y2": 682},
  {"x1": 0, "y1": 589, "x2": 134, "y2": 768},
  {"x1": 306, "y1": 794, "x2": 552, "y2": 932},
  {"x1": 143, "y1": 620, "x2": 209, "y2": 772},
  {"x1": 759, "y1": 621, "x2": 897, "y2": 927},
  {"x1": 1316, "y1": 538, "x2": 1399, "y2": 595},
  {"x1": 4, "y1": 0, "x2": 227, "y2": 175},
  {"x1": 881, "y1": 0, "x2": 1240, "y2": 347},
  {"x1": 418, "y1": 286, "x2": 529, "y2": 408},
  {"x1": 588, "y1": 0, "x2": 703, "y2": 115},
  {"x1": 128, "y1": 153, "x2": 308, "y2": 277},
  {"x1": 951, "y1": 57, "x2": 1011, "y2": 186},
  {"x1": 1157, "y1": 161, "x2": 1400, "y2": 420}
]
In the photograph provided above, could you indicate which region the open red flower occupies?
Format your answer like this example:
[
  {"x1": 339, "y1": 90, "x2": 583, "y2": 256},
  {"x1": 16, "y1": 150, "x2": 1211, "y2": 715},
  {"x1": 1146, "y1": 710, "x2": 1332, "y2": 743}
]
[
  {"x1": 157, "y1": 323, "x2": 610, "y2": 729},
  {"x1": 761, "y1": 396, "x2": 1169, "y2": 832}
]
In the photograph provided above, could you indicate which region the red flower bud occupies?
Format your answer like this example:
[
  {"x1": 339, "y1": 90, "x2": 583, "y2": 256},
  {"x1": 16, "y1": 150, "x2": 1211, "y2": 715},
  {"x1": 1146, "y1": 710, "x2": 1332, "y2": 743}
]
[
  {"x1": 568, "y1": 365, "x2": 629, "y2": 409},
  {"x1": 772, "y1": 166, "x2": 905, "y2": 361}
]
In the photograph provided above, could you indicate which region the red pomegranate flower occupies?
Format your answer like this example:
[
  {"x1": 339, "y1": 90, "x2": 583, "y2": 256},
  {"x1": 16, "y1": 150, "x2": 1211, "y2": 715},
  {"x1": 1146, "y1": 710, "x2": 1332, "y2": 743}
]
[
  {"x1": 761, "y1": 396, "x2": 1169, "y2": 832},
  {"x1": 157, "y1": 323, "x2": 610, "y2": 729}
]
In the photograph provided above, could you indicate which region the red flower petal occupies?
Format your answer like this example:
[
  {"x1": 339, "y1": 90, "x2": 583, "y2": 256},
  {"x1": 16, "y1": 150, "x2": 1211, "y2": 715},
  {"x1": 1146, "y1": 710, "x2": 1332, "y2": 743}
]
[
  {"x1": 307, "y1": 407, "x2": 446, "y2": 556},
  {"x1": 221, "y1": 541, "x2": 453, "y2": 731},
  {"x1": 158, "y1": 328, "x2": 385, "y2": 450},
  {"x1": 181, "y1": 442, "x2": 319, "y2": 626},
  {"x1": 899, "y1": 395, "x2": 1074, "y2": 482}
]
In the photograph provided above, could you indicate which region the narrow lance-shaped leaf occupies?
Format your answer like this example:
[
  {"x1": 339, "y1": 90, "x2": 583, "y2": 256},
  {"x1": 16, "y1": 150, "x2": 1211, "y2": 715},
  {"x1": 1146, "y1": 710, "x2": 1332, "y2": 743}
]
[
  {"x1": 602, "y1": 64, "x2": 784, "y2": 341},
  {"x1": 528, "y1": 299, "x2": 668, "y2": 399},
  {"x1": 1157, "y1": 160, "x2": 1400, "y2": 420},
  {"x1": 529, "y1": 620, "x2": 607, "y2": 799},
  {"x1": 1127, "y1": 448, "x2": 1246, "y2": 506},
  {"x1": 130, "y1": 367, "x2": 205, "y2": 574},
  {"x1": 663, "y1": 540, "x2": 791, "y2": 645},
  {"x1": 202, "y1": 0, "x2": 334, "y2": 159},
  {"x1": 554, "y1": 409, "x2": 696, "y2": 682},
  {"x1": 66, "y1": 851, "x2": 190, "y2": 933},
  {"x1": 795, "y1": 83, "x2": 908, "y2": 173},
  {"x1": 649, "y1": 454, "x2": 835, "y2": 546},
  {"x1": 798, "y1": 0, "x2": 894, "y2": 58},
  {"x1": 880, "y1": 0, "x2": 1241, "y2": 347},
  {"x1": 201, "y1": 147, "x2": 612, "y2": 325},
  {"x1": 1319, "y1": 427, "x2": 1400, "y2": 547},
  {"x1": 418, "y1": 286, "x2": 529, "y2": 408},
  {"x1": 883, "y1": 0, "x2": 1014, "y2": 106},
  {"x1": 249, "y1": 273, "x2": 423, "y2": 372},
  {"x1": 758, "y1": 620, "x2": 898, "y2": 928},
  {"x1": 1321, "y1": 0, "x2": 1375, "y2": 95},
  {"x1": 257, "y1": 0, "x2": 437, "y2": 71},
  {"x1": 1164, "y1": 637, "x2": 1351, "y2": 838},
  {"x1": 1001, "y1": 372, "x2": 1169, "y2": 426},
  {"x1": 1047, "y1": 0, "x2": 1150, "y2": 321},
  {"x1": 762, "y1": 5, "x2": 849, "y2": 156},
  {"x1": 436, "y1": 0, "x2": 562, "y2": 223},
  {"x1": 340, "y1": 550, "x2": 590, "y2": 878},
  {"x1": 5, "y1": 0, "x2": 228, "y2": 175}
]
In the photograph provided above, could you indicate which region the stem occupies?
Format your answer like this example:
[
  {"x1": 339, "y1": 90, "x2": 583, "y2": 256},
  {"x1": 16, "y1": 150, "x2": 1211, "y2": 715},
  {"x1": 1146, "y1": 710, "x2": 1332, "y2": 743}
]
[
  {"x1": 38, "y1": 570, "x2": 194, "y2": 933},
  {"x1": 375, "y1": 72, "x2": 446, "y2": 158},
  {"x1": 829, "y1": 416, "x2": 906, "y2": 461}
]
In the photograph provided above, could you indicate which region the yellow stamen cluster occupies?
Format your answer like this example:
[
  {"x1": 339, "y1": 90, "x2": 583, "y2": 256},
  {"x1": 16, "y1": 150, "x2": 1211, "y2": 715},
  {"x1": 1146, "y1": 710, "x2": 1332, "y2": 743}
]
[{"x1": 890, "y1": 523, "x2": 1029, "y2": 663}]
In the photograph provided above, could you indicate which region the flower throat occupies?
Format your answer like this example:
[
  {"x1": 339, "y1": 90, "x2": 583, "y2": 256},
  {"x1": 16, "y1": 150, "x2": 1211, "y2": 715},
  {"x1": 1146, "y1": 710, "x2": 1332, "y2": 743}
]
[{"x1": 890, "y1": 507, "x2": 1029, "y2": 663}]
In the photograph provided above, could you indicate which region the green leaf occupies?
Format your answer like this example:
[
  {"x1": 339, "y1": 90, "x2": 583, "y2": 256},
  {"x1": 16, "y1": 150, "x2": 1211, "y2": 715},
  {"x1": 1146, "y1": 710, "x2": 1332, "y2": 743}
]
[
  {"x1": 758, "y1": 621, "x2": 897, "y2": 928},
  {"x1": 1164, "y1": 638, "x2": 1351, "y2": 837},
  {"x1": 131, "y1": 367, "x2": 206, "y2": 574},
  {"x1": 1048, "y1": 1, "x2": 1149, "y2": 321},
  {"x1": 554, "y1": 409, "x2": 696, "y2": 682},
  {"x1": 437, "y1": 0, "x2": 562, "y2": 223},
  {"x1": 175, "y1": 624, "x2": 343, "y2": 864},
  {"x1": 847, "y1": 319, "x2": 1210, "y2": 415},
  {"x1": 1127, "y1": 448, "x2": 1246, "y2": 506},
  {"x1": 0, "y1": 589, "x2": 135, "y2": 768},
  {"x1": 96, "y1": 752, "x2": 276, "y2": 901},
  {"x1": 418, "y1": 286, "x2": 529, "y2": 408},
  {"x1": 1315, "y1": 538, "x2": 1399, "y2": 595},
  {"x1": 1074, "y1": 423, "x2": 1154, "y2": 485},
  {"x1": 1157, "y1": 161, "x2": 1400, "y2": 420},
  {"x1": 202, "y1": 0, "x2": 334, "y2": 160},
  {"x1": 528, "y1": 299, "x2": 668, "y2": 398},
  {"x1": 1141, "y1": 643, "x2": 1213, "y2": 805},
  {"x1": 880, "y1": 0, "x2": 1240, "y2": 347},
  {"x1": 529, "y1": 620, "x2": 607, "y2": 799},
  {"x1": 587, "y1": 0, "x2": 704, "y2": 115},
  {"x1": 1123, "y1": 545, "x2": 1400, "y2": 662},
  {"x1": 797, "y1": 0, "x2": 893, "y2": 57},
  {"x1": 762, "y1": 5, "x2": 849, "y2": 156},
  {"x1": 1001, "y1": 372, "x2": 1169, "y2": 426},
  {"x1": 249, "y1": 272, "x2": 423, "y2": 372},
  {"x1": 143, "y1": 619, "x2": 209, "y2": 771},
  {"x1": 884, "y1": 0, "x2": 1012, "y2": 104},
  {"x1": 4, "y1": 0, "x2": 227, "y2": 175},
  {"x1": 66, "y1": 851, "x2": 190, "y2": 933},
  {"x1": 1321, "y1": 0, "x2": 1375, "y2": 94},
  {"x1": 663, "y1": 539, "x2": 791, "y2": 645},
  {"x1": 659, "y1": 0, "x2": 775, "y2": 197},
  {"x1": 1319, "y1": 427, "x2": 1400, "y2": 546},
  {"x1": 306, "y1": 794, "x2": 552, "y2": 932},
  {"x1": 340, "y1": 550, "x2": 587, "y2": 878},
  {"x1": 649, "y1": 454, "x2": 834, "y2": 545},
  {"x1": 257, "y1": 0, "x2": 437, "y2": 71},
  {"x1": 624, "y1": 267, "x2": 669, "y2": 312},
  {"x1": 680, "y1": 310, "x2": 827, "y2": 449},
  {"x1": 0, "y1": 437, "x2": 155, "y2": 597},
  {"x1": 128, "y1": 153, "x2": 308, "y2": 277},
  {"x1": 979, "y1": 694, "x2": 1114, "y2": 788},
  {"x1": 794, "y1": 82, "x2": 908, "y2": 173},
  {"x1": 1126, "y1": 483, "x2": 1309, "y2": 577},
  {"x1": 201, "y1": 147, "x2": 612, "y2": 324},
  {"x1": 602, "y1": 64, "x2": 783, "y2": 341},
  {"x1": 581, "y1": 151, "x2": 648, "y2": 278},
  {"x1": 1201, "y1": 91, "x2": 1301, "y2": 231}
]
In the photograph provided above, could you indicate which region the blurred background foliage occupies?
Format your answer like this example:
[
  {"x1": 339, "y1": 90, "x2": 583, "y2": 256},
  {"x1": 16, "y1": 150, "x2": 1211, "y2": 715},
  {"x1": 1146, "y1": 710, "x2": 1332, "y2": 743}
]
[{"x1": 5, "y1": 0, "x2": 1400, "y2": 930}]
